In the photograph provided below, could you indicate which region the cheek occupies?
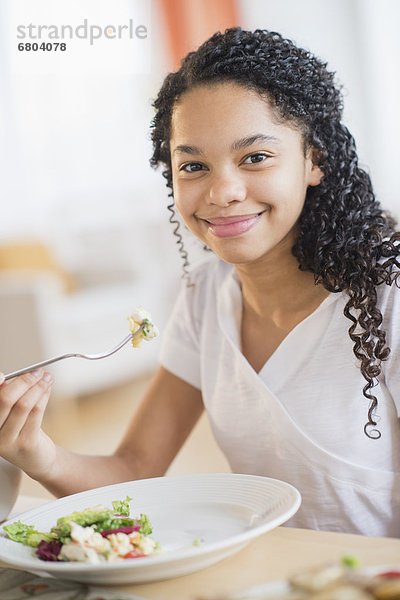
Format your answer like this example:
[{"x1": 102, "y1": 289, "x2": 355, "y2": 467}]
[
  {"x1": 255, "y1": 169, "x2": 307, "y2": 211},
  {"x1": 255, "y1": 182, "x2": 307, "y2": 237},
  {"x1": 174, "y1": 183, "x2": 200, "y2": 219},
  {"x1": 174, "y1": 201, "x2": 187, "y2": 230},
  {"x1": 174, "y1": 197, "x2": 200, "y2": 237}
]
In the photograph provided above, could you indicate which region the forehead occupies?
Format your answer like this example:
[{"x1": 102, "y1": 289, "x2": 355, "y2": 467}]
[{"x1": 170, "y1": 82, "x2": 301, "y2": 149}]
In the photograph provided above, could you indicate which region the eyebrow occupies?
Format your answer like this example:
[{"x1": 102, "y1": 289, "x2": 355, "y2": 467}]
[
  {"x1": 172, "y1": 133, "x2": 281, "y2": 156},
  {"x1": 231, "y1": 134, "x2": 281, "y2": 151}
]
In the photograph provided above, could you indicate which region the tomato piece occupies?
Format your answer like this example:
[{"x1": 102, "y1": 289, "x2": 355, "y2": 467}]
[
  {"x1": 124, "y1": 549, "x2": 146, "y2": 559},
  {"x1": 377, "y1": 571, "x2": 400, "y2": 578}
]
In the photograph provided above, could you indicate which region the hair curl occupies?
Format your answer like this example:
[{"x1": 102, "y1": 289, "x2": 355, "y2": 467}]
[{"x1": 149, "y1": 27, "x2": 400, "y2": 438}]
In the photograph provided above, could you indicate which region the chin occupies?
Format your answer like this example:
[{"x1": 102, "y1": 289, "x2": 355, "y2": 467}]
[
  {"x1": 205, "y1": 227, "x2": 282, "y2": 265},
  {"x1": 212, "y1": 244, "x2": 269, "y2": 266}
]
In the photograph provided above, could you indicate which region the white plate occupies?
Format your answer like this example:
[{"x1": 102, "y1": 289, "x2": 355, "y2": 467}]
[{"x1": 0, "y1": 473, "x2": 301, "y2": 585}]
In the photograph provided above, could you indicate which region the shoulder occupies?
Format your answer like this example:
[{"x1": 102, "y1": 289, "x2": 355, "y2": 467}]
[
  {"x1": 175, "y1": 257, "x2": 235, "y2": 340},
  {"x1": 377, "y1": 278, "x2": 400, "y2": 315},
  {"x1": 170, "y1": 256, "x2": 230, "y2": 328},
  {"x1": 376, "y1": 280, "x2": 400, "y2": 354},
  {"x1": 375, "y1": 242, "x2": 400, "y2": 312}
]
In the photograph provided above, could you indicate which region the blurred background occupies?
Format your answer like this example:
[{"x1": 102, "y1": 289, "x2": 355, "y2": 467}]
[{"x1": 0, "y1": 0, "x2": 399, "y2": 496}]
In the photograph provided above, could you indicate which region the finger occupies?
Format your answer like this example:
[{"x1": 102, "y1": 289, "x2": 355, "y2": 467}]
[
  {"x1": 0, "y1": 372, "x2": 5, "y2": 385},
  {"x1": 0, "y1": 370, "x2": 44, "y2": 426},
  {"x1": 18, "y1": 384, "x2": 52, "y2": 448},
  {"x1": 0, "y1": 374, "x2": 53, "y2": 442},
  {"x1": 0, "y1": 370, "x2": 44, "y2": 401}
]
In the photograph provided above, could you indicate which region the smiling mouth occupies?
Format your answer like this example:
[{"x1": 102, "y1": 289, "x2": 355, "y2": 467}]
[{"x1": 199, "y1": 212, "x2": 265, "y2": 238}]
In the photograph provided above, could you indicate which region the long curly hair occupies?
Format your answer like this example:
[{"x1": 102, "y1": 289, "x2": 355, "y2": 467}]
[{"x1": 149, "y1": 27, "x2": 400, "y2": 438}]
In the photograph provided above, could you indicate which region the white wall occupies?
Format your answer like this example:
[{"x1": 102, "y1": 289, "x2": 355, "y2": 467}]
[
  {"x1": 0, "y1": 0, "x2": 182, "y2": 286},
  {"x1": 354, "y1": 0, "x2": 400, "y2": 216},
  {"x1": 0, "y1": 0, "x2": 169, "y2": 241}
]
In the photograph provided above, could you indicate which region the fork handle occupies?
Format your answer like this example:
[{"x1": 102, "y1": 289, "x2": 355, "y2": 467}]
[{"x1": 4, "y1": 354, "x2": 82, "y2": 381}]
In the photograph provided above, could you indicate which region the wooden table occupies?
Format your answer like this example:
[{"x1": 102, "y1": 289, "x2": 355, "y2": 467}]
[
  {"x1": 129, "y1": 527, "x2": 400, "y2": 599},
  {"x1": 3, "y1": 496, "x2": 400, "y2": 600}
]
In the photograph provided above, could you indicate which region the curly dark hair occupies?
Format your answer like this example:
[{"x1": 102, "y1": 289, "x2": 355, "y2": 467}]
[{"x1": 149, "y1": 27, "x2": 400, "y2": 438}]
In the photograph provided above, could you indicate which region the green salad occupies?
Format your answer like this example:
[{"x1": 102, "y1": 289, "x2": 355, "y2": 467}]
[{"x1": 3, "y1": 496, "x2": 159, "y2": 564}]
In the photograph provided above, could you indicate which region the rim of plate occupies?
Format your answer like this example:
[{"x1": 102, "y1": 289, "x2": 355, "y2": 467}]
[{"x1": 0, "y1": 473, "x2": 301, "y2": 571}]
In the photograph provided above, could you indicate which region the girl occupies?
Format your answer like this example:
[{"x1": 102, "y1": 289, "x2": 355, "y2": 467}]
[{"x1": 1, "y1": 28, "x2": 399, "y2": 537}]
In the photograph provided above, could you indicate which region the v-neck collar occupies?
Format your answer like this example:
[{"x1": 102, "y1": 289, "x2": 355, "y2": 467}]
[{"x1": 217, "y1": 264, "x2": 343, "y2": 390}]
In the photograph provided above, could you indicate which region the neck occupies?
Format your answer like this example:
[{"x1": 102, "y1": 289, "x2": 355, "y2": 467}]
[{"x1": 235, "y1": 238, "x2": 328, "y2": 321}]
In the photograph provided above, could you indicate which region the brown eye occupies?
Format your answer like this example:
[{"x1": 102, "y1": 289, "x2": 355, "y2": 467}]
[
  {"x1": 180, "y1": 162, "x2": 205, "y2": 173},
  {"x1": 243, "y1": 153, "x2": 268, "y2": 164}
]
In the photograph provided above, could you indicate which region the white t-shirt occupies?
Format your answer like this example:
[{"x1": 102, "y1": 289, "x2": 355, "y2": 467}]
[{"x1": 160, "y1": 256, "x2": 400, "y2": 537}]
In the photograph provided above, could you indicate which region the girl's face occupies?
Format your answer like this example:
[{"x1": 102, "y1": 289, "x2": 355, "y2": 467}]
[{"x1": 169, "y1": 82, "x2": 323, "y2": 266}]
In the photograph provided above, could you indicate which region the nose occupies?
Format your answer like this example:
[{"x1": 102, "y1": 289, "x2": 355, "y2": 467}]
[{"x1": 207, "y1": 171, "x2": 246, "y2": 206}]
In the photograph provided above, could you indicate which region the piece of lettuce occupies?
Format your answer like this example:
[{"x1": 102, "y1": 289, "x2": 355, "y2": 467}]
[
  {"x1": 51, "y1": 504, "x2": 114, "y2": 540},
  {"x1": 93, "y1": 517, "x2": 135, "y2": 533},
  {"x1": 4, "y1": 521, "x2": 56, "y2": 548},
  {"x1": 112, "y1": 496, "x2": 132, "y2": 516},
  {"x1": 51, "y1": 496, "x2": 136, "y2": 540},
  {"x1": 137, "y1": 513, "x2": 152, "y2": 535},
  {"x1": 341, "y1": 555, "x2": 360, "y2": 568}
]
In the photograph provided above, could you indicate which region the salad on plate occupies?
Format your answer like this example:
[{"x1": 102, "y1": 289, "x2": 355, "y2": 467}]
[
  {"x1": 3, "y1": 496, "x2": 160, "y2": 564},
  {"x1": 230, "y1": 558, "x2": 400, "y2": 600}
]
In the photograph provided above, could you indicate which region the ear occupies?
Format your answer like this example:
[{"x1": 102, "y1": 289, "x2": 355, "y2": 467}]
[{"x1": 307, "y1": 148, "x2": 324, "y2": 187}]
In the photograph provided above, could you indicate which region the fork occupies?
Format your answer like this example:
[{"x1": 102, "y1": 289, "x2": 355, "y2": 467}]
[{"x1": 3, "y1": 324, "x2": 145, "y2": 381}]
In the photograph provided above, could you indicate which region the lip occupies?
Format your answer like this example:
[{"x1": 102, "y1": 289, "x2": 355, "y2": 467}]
[
  {"x1": 203, "y1": 213, "x2": 261, "y2": 225},
  {"x1": 199, "y1": 212, "x2": 264, "y2": 239}
]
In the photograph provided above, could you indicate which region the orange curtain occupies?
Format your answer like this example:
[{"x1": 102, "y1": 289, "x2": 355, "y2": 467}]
[{"x1": 158, "y1": 0, "x2": 240, "y2": 70}]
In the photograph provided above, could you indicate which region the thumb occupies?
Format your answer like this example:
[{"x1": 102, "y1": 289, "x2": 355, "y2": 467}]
[{"x1": 0, "y1": 373, "x2": 5, "y2": 385}]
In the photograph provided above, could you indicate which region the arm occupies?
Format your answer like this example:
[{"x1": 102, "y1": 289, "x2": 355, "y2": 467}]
[{"x1": 0, "y1": 367, "x2": 204, "y2": 497}]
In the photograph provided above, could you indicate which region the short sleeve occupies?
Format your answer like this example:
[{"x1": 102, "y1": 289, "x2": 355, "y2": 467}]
[
  {"x1": 381, "y1": 282, "x2": 400, "y2": 416},
  {"x1": 159, "y1": 276, "x2": 202, "y2": 389}
]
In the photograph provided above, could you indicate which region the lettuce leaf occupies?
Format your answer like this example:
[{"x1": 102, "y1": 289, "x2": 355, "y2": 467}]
[
  {"x1": 137, "y1": 513, "x2": 152, "y2": 535},
  {"x1": 112, "y1": 496, "x2": 132, "y2": 516},
  {"x1": 4, "y1": 521, "x2": 56, "y2": 548},
  {"x1": 51, "y1": 496, "x2": 134, "y2": 540},
  {"x1": 51, "y1": 504, "x2": 114, "y2": 540},
  {"x1": 92, "y1": 516, "x2": 135, "y2": 533}
]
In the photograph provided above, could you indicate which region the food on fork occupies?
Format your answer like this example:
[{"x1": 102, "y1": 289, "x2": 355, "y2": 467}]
[
  {"x1": 3, "y1": 306, "x2": 159, "y2": 381},
  {"x1": 128, "y1": 307, "x2": 159, "y2": 348}
]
